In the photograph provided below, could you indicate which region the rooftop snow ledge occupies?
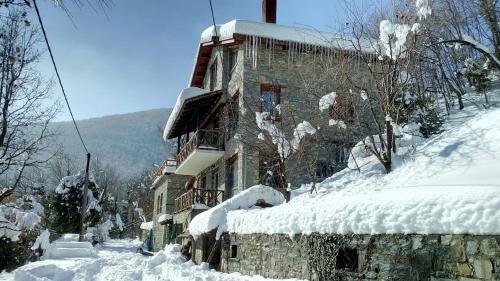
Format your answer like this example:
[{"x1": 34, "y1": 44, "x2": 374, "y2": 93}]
[
  {"x1": 200, "y1": 19, "x2": 375, "y2": 52},
  {"x1": 189, "y1": 185, "x2": 285, "y2": 239},
  {"x1": 163, "y1": 87, "x2": 210, "y2": 141}
]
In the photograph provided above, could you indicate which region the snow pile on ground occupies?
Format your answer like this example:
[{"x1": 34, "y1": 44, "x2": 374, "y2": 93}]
[
  {"x1": 163, "y1": 87, "x2": 209, "y2": 140},
  {"x1": 1, "y1": 240, "x2": 303, "y2": 281},
  {"x1": 189, "y1": 185, "x2": 285, "y2": 239},
  {"x1": 143, "y1": 244, "x2": 304, "y2": 281},
  {"x1": 223, "y1": 105, "x2": 500, "y2": 236}
]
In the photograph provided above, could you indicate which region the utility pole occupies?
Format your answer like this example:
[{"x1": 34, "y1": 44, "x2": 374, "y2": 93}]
[{"x1": 79, "y1": 153, "x2": 91, "y2": 242}]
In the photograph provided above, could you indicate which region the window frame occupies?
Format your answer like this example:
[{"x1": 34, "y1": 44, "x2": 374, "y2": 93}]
[
  {"x1": 211, "y1": 168, "x2": 219, "y2": 190},
  {"x1": 227, "y1": 92, "x2": 240, "y2": 140},
  {"x1": 228, "y1": 47, "x2": 238, "y2": 73},
  {"x1": 260, "y1": 84, "x2": 281, "y2": 120},
  {"x1": 209, "y1": 59, "x2": 218, "y2": 91},
  {"x1": 199, "y1": 174, "x2": 207, "y2": 190},
  {"x1": 226, "y1": 154, "x2": 239, "y2": 198}
]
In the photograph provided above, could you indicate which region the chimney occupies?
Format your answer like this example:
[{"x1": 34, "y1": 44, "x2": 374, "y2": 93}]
[{"x1": 262, "y1": 0, "x2": 277, "y2": 24}]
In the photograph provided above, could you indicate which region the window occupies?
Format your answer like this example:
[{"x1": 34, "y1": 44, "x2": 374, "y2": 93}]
[
  {"x1": 315, "y1": 160, "x2": 332, "y2": 179},
  {"x1": 227, "y1": 93, "x2": 239, "y2": 139},
  {"x1": 230, "y1": 244, "x2": 238, "y2": 259},
  {"x1": 211, "y1": 169, "x2": 219, "y2": 189},
  {"x1": 226, "y1": 155, "x2": 238, "y2": 197},
  {"x1": 157, "y1": 193, "x2": 164, "y2": 214},
  {"x1": 229, "y1": 47, "x2": 238, "y2": 71},
  {"x1": 261, "y1": 84, "x2": 280, "y2": 119},
  {"x1": 160, "y1": 193, "x2": 163, "y2": 213},
  {"x1": 199, "y1": 175, "x2": 207, "y2": 190},
  {"x1": 210, "y1": 60, "x2": 218, "y2": 91},
  {"x1": 330, "y1": 143, "x2": 351, "y2": 173},
  {"x1": 336, "y1": 248, "x2": 358, "y2": 271}
]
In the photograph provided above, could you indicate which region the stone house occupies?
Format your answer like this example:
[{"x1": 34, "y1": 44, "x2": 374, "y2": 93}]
[{"x1": 152, "y1": 0, "x2": 377, "y2": 265}]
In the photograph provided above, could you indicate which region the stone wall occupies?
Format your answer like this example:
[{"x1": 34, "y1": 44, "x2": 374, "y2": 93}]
[
  {"x1": 220, "y1": 233, "x2": 500, "y2": 281},
  {"x1": 236, "y1": 39, "x2": 368, "y2": 187},
  {"x1": 152, "y1": 174, "x2": 188, "y2": 251}
]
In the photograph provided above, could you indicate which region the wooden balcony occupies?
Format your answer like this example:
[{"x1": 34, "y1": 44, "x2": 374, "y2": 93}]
[
  {"x1": 174, "y1": 188, "x2": 224, "y2": 213},
  {"x1": 175, "y1": 129, "x2": 225, "y2": 175},
  {"x1": 152, "y1": 159, "x2": 177, "y2": 182}
]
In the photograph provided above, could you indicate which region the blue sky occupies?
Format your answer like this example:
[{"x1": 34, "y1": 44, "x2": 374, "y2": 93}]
[{"x1": 37, "y1": 0, "x2": 371, "y2": 121}]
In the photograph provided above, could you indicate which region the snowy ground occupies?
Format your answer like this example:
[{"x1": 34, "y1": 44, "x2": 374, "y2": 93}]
[{"x1": 0, "y1": 240, "x2": 303, "y2": 281}]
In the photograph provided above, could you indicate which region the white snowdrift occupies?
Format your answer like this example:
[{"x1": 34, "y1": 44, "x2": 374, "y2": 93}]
[
  {"x1": 223, "y1": 107, "x2": 500, "y2": 236},
  {"x1": 162, "y1": 87, "x2": 209, "y2": 140},
  {"x1": 4, "y1": 240, "x2": 303, "y2": 281},
  {"x1": 189, "y1": 185, "x2": 285, "y2": 239},
  {"x1": 144, "y1": 244, "x2": 304, "y2": 281}
]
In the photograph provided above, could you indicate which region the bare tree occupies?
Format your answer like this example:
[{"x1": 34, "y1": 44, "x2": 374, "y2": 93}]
[{"x1": 0, "y1": 10, "x2": 58, "y2": 203}]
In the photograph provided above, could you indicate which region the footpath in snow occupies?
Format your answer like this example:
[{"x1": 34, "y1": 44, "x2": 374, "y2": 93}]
[{"x1": 0, "y1": 240, "x2": 303, "y2": 281}]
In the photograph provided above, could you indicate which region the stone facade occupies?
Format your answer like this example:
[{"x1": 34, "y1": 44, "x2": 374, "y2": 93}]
[
  {"x1": 151, "y1": 174, "x2": 188, "y2": 251},
  {"x1": 220, "y1": 233, "x2": 500, "y2": 281},
  {"x1": 164, "y1": 33, "x2": 376, "y2": 263}
]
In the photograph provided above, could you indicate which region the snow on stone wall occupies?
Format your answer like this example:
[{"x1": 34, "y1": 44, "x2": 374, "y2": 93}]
[{"x1": 189, "y1": 185, "x2": 285, "y2": 239}]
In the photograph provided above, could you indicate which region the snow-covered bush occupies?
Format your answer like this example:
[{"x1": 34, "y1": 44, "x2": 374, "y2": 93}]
[
  {"x1": 45, "y1": 172, "x2": 103, "y2": 236},
  {"x1": 0, "y1": 197, "x2": 44, "y2": 271}
]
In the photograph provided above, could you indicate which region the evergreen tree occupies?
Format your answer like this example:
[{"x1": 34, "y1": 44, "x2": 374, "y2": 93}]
[{"x1": 45, "y1": 172, "x2": 102, "y2": 235}]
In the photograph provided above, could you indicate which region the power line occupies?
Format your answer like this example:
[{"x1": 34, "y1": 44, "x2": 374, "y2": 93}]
[{"x1": 32, "y1": 0, "x2": 89, "y2": 154}]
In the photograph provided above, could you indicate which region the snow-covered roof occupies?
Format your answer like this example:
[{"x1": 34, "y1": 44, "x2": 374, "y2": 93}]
[
  {"x1": 163, "y1": 87, "x2": 209, "y2": 141},
  {"x1": 189, "y1": 185, "x2": 285, "y2": 239},
  {"x1": 201, "y1": 20, "x2": 374, "y2": 52}
]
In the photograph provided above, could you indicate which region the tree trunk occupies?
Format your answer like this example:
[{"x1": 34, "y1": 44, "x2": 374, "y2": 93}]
[{"x1": 385, "y1": 121, "x2": 393, "y2": 173}]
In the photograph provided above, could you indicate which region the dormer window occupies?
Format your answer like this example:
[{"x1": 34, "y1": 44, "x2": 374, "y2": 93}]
[{"x1": 210, "y1": 60, "x2": 218, "y2": 91}]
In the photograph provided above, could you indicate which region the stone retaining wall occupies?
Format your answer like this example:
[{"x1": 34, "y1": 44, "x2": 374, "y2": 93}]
[{"x1": 220, "y1": 233, "x2": 500, "y2": 281}]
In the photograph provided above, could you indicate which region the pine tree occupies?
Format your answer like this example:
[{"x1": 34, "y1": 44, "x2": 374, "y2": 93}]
[{"x1": 45, "y1": 172, "x2": 102, "y2": 235}]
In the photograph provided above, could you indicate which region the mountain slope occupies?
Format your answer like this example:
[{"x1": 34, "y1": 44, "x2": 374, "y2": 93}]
[{"x1": 49, "y1": 108, "x2": 172, "y2": 179}]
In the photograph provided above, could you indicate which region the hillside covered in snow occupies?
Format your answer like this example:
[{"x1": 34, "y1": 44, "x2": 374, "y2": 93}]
[{"x1": 48, "y1": 108, "x2": 173, "y2": 179}]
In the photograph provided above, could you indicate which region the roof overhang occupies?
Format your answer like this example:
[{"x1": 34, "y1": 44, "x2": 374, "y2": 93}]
[
  {"x1": 167, "y1": 90, "x2": 223, "y2": 139},
  {"x1": 190, "y1": 36, "x2": 244, "y2": 88}
]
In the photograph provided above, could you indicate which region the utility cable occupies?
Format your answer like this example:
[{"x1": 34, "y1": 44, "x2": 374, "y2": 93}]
[{"x1": 33, "y1": 0, "x2": 89, "y2": 154}]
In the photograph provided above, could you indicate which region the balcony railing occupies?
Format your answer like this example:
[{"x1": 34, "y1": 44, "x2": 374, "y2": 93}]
[
  {"x1": 152, "y1": 159, "x2": 177, "y2": 182},
  {"x1": 176, "y1": 129, "x2": 224, "y2": 166},
  {"x1": 174, "y1": 188, "x2": 224, "y2": 213}
]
